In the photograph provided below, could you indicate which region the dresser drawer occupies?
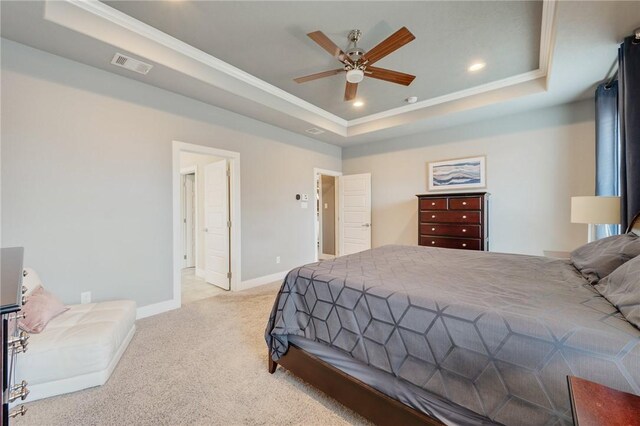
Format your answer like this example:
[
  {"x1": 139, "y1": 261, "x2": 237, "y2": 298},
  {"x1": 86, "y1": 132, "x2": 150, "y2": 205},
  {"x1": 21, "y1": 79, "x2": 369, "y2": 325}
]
[
  {"x1": 419, "y1": 198, "x2": 447, "y2": 210},
  {"x1": 420, "y1": 224, "x2": 481, "y2": 238},
  {"x1": 420, "y1": 236, "x2": 480, "y2": 250},
  {"x1": 449, "y1": 197, "x2": 482, "y2": 210},
  {"x1": 420, "y1": 211, "x2": 480, "y2": 224}
]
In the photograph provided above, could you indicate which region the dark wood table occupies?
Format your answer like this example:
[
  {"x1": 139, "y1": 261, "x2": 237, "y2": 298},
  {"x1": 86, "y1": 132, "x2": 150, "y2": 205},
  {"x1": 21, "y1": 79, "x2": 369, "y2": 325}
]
[{"x1": 568, "y1": 376, "x2": 640, "y2": 426}]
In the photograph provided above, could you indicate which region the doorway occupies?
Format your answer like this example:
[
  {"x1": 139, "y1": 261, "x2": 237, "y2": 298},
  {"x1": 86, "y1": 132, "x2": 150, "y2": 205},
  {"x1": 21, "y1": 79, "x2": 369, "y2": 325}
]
[
  {"x1": 314, "y1": 168, "x2": 341, "y2": 262},
  {"x1": 181, "y1": 170, "x2": 196, "y2": 269},
  {"x1": 317, "y1": 174, "x2": 338, "y2": 260},
  {"x1": 314, "y1": 169, "x2": 372, "y2": 261},
  {"x1": 173, "y1": 141, "x2": 241, "y2": 307},
  {"x1": 179, "y1": 153, "x2": 229, "y2": 303}
]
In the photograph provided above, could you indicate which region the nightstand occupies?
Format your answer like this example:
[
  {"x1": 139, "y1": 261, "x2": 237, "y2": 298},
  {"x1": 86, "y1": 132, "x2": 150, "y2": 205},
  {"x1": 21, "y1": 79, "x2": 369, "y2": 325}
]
[{"x1": 568, "y1": 376, "x2": 640, "y2": 425}]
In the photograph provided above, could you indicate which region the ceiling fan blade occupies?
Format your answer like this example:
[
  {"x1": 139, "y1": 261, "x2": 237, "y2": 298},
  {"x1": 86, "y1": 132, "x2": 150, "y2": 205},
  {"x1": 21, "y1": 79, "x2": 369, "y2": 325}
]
[
  {"x1": 366, "y1": 66, "x2": 416, "y2": 86},
  {"x1": 307, "y1": 31, "x2": 349, "y2": 63},
  {"x1": 294, "y1": 69, "x2": 344, "y2": 83},
  {"x1": 363, "y1": 27, "x2": 415, "y2": 66},
  {"x1": 344, "y1": 82, "x2": 358, "y2": 101}
]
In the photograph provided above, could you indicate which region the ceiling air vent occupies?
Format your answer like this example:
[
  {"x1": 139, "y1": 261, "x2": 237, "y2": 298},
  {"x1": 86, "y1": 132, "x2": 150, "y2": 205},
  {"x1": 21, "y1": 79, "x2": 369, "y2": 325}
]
[
  {"x1": 305, "y1": 128, "x2": 325, "y2": 135},
  {"x1": 110, "y1": 53, "x2": 153, "y2": 75}
]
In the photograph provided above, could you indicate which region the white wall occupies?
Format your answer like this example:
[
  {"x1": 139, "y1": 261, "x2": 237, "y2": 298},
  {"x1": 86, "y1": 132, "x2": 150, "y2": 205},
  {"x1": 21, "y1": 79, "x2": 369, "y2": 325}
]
[
  {"x1": 1, "y1": 39, "x2": 341, "y2": 308},
  {"x1": 343, "y1": 100, "x2": 596, "y2": 255},
  {"x1": 180, "y1": 152, "x2": 224, "y2": 274}
]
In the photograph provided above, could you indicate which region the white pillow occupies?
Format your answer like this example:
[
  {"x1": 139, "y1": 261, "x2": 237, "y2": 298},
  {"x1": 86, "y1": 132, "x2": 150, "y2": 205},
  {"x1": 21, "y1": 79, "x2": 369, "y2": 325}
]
[{"x1": 22, "y1": 267, "x2": 43, "y2": 297}]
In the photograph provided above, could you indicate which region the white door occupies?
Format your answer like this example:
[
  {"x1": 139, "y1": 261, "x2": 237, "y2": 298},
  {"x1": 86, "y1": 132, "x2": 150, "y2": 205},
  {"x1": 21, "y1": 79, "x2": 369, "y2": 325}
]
[
  {"x1": 204, "y1": 160, "x2": 230, "y2": 290},
  {"x1": 339, "y1": 173, "x2": 371, "y2": 256}
]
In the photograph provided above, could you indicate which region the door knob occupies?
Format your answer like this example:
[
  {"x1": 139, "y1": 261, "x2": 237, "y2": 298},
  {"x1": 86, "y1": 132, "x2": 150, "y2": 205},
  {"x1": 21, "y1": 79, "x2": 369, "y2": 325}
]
[
  {"x1": 204, "y1": 228, "x2": 208, "y2": 233},
  {"x1": 362, "y1": 223, "x2": 371, "y2": 227}
]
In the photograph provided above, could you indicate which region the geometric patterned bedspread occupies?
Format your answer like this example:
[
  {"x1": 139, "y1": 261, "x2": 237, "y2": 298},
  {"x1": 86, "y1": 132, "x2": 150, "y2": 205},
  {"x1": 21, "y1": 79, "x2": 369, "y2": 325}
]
[{"x1": 265, "y1": 245, "x2": 640, "y2": 425}]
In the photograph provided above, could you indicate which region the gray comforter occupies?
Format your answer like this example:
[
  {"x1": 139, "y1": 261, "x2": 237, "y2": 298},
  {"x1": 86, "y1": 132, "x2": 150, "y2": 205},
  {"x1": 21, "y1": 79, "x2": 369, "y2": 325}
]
[{"x1": 265, "y1": 245, "x2": 640, "y2": 425}]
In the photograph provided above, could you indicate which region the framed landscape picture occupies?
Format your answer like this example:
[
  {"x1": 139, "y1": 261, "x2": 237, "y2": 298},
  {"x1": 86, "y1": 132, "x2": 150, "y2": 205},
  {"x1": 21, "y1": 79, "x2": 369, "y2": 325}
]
[{"x1": 427, "y1": 156, "x2": 486, "y2": 191}]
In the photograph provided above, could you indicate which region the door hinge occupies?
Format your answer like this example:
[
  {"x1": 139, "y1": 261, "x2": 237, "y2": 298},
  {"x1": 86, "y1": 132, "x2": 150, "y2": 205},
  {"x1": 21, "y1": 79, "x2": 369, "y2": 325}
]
[
  {"x1": 227, "y1": 272, "x2": 232, "y2": 279},
  {"x1": 183, "y1": 218, "x2": 186, "y2": 224},
  {"x1": 226, "y1": 168, "x2": 230, "y2": 177},
  {"x1": 227, "y1": 220, "x2": 232, "y2": 228},
  {"x1": 183, "y1": 255, "x2": 187, "y2": 260}
]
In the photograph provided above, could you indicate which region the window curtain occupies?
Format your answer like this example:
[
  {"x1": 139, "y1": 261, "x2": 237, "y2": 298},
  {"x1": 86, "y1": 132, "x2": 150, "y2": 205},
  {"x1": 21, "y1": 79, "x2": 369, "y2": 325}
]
[
  {"x1": 595, "y1": 81, "x2": 620, "y2": 238},
  {"x1": 619, "y1": 35, "x2": 640, "y2": 230}
]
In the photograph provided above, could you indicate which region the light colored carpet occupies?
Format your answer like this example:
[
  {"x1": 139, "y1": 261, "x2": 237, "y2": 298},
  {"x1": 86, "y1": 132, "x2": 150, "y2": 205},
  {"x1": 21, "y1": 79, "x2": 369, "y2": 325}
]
[{"x1": 16, "y1": 283, "x2": 368, "y2": 425}]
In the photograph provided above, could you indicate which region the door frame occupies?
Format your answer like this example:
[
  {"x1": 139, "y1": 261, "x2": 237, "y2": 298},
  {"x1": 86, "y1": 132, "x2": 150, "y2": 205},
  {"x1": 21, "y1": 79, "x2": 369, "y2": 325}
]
[
  {"x1": 180, "y1": 166, "x2": 197, "y2": 269},
  {"x1": 173, "y1": 141, "x2": 241, "y2": 306},
  {"x1": 313, "y1": 168, "x2": 342, "y2": 262}
]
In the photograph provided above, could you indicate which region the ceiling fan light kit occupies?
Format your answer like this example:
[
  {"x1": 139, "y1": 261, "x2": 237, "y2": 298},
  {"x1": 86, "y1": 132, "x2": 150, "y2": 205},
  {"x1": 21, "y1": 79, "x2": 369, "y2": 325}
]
[
  {"x1": 346, "y1": 69, "x2": 364, "y2": 84},
  {"x1": 295, "y1": 27, "x2": 416, "y2": 101}
]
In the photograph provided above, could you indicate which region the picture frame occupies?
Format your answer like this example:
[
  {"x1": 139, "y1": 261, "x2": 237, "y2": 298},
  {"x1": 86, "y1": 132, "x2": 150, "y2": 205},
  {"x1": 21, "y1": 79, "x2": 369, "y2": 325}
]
[{"x1": 427, "y1": 156, "x2": 486, "y2": 191}]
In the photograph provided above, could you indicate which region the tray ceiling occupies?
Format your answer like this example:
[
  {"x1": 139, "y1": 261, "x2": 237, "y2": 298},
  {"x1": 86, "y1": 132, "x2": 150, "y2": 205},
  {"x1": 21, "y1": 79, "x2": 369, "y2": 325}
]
[{"x1": 104, "y1": 1, "x2": 543, "y2": 120}]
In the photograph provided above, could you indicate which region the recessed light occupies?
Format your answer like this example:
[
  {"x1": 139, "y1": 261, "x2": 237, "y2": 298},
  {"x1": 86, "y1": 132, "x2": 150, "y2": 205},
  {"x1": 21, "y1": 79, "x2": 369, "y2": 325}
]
[
  {"x1": 353, "y1": 100, "x2": 364, "y2": 107},
  {"x1": 468, "y1": 62, "x2": 486, "y2": 72}
]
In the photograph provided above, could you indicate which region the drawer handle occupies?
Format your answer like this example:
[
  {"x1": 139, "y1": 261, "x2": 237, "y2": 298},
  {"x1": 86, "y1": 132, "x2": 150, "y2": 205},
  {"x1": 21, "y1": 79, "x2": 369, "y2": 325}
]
[
  {"x1": 431, "y1": 215, "x2": 436, "y2": 219},
  {"x1": 462, "y1": 201, "x2": 467, "y2": 205},
  {"x1": 462, "y1": 243, "x2": 467, "y2": 247},
  {"x1": 462, "y1": 229, "x2": 467, "y2": 232},
  {"x1": 9, "y1": 380, "x2": 29, "y2": 403},
  {"x1": 462, "y1": 215, "x2": 467, "y2": 219},
  {"x1": 431, "y1": 227, "x2": 435, "y2": 231},
  {"x1": 431, "y1": 241, "x2": 435, "y2": 245},
  {"x1": 9, "y1": 405, "x2": 27, "y2": 419},
  {"x1": 431, "y1": 202, "x2": 436, "y2": 206}
]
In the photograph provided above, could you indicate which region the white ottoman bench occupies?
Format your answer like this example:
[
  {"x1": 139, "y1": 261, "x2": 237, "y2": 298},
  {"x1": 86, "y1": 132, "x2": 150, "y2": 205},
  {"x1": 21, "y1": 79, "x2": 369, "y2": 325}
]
[{"x1": 15, "y1": 270, "x2": 136, "y2": 401}]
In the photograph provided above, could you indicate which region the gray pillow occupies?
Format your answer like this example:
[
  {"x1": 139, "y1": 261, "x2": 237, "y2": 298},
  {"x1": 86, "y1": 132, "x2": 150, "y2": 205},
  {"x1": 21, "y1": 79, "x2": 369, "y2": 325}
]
[
  {"x1": 570, "y1": 233, "x2": 640, "y2": 283},
  {"x1": 595, "y1": 255, "x2": 640, "y2": 329}
]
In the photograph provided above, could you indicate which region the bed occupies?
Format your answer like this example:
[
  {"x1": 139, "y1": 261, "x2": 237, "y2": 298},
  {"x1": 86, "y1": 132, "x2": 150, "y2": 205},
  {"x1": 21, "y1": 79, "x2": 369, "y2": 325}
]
[{"x1": 265, "y1": 215, "x2": 640, "y2": 425}]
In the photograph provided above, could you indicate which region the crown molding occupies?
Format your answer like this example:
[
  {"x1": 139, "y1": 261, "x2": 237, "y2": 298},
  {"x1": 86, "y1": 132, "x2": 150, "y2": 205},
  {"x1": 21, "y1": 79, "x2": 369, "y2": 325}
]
[
  {"x1": 44, "y1": 0, "x2": 557, "y2": 139},
  {"x1": 44, "y1": 0, "x2": 348, "y2": 136}
]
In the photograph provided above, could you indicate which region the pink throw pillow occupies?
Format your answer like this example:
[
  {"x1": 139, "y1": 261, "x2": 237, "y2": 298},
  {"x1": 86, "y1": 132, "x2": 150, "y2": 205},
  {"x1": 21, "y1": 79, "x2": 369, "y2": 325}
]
[{"x1": 19, "y1": 287, "x2": 69, "y2": 333}]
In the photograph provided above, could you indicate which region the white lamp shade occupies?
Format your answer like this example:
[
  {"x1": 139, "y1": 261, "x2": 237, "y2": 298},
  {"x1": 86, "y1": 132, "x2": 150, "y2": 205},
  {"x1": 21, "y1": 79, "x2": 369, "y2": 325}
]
[
  {"x1": 571, "y1": 196, "x2": 621, "y2": 224},
  {"x1": 346, "y1": 69, "x2": 364, "y2": 84}
]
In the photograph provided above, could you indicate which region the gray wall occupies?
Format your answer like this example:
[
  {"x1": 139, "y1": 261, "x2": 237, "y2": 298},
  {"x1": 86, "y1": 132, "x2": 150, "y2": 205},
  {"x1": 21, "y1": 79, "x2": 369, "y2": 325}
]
[
  {"x1": 1, "y1": 40, "x2": 341, "y2": 307},
  {"x1": 343, "y1": 100, "x2": 596, "y2": 256}
]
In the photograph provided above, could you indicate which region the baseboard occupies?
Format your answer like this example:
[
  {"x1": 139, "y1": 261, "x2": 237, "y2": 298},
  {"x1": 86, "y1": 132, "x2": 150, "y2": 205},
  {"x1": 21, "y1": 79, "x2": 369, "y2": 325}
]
[
  {"x1": 136, "y1": 299, "x2": 180, "y2": 319},
  {"x1": 195, "y1": 268, "x2": 205, "y2": 278},
  {"x1": 237, "y1": 269, "x2": 289, "y2": 291}
]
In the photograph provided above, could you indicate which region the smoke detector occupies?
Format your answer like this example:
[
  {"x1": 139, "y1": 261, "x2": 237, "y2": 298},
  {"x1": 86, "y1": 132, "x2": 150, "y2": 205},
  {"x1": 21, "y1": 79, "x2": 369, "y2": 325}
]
[{"x1": 110, "y1": 53, "x2": 153, "y2": 75}]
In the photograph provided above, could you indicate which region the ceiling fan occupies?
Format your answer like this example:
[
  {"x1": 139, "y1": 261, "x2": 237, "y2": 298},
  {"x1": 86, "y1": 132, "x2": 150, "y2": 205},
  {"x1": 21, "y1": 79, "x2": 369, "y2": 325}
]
[{"x1": 294, "y1": 27, "x2": 416, "y2": 102}]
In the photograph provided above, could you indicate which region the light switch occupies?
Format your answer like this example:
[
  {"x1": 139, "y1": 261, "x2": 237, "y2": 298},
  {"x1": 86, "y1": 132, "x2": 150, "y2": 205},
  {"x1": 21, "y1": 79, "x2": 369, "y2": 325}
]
[
  {"x1": 301, "y1": 194, "x2": 309, "y2": 201},
  {"x1": 324, "y1": 203, "x2": 328, "y2": 209}
]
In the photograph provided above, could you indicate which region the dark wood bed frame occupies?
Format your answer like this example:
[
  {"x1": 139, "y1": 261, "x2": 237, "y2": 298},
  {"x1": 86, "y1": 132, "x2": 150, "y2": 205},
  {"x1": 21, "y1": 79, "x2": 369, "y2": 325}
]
[
  {"x1": 268, "y1": 344, "x2": 443, "y2": 425},
  {"x1": 267, "y1": 213, "x2": 640, "y2": 425}
]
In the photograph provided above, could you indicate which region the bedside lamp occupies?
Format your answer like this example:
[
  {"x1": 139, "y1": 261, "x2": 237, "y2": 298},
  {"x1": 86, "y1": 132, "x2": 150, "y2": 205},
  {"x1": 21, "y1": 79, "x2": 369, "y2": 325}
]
[{"x1": 571, "y1": 196, "x2": 621, "y2": 242}]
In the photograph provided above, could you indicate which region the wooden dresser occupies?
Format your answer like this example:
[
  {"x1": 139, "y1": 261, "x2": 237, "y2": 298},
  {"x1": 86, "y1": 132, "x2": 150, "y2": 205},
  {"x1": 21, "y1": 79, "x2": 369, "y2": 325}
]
[{"x1": 416, "y1": 192, "x2": 489, "y2": 251}]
